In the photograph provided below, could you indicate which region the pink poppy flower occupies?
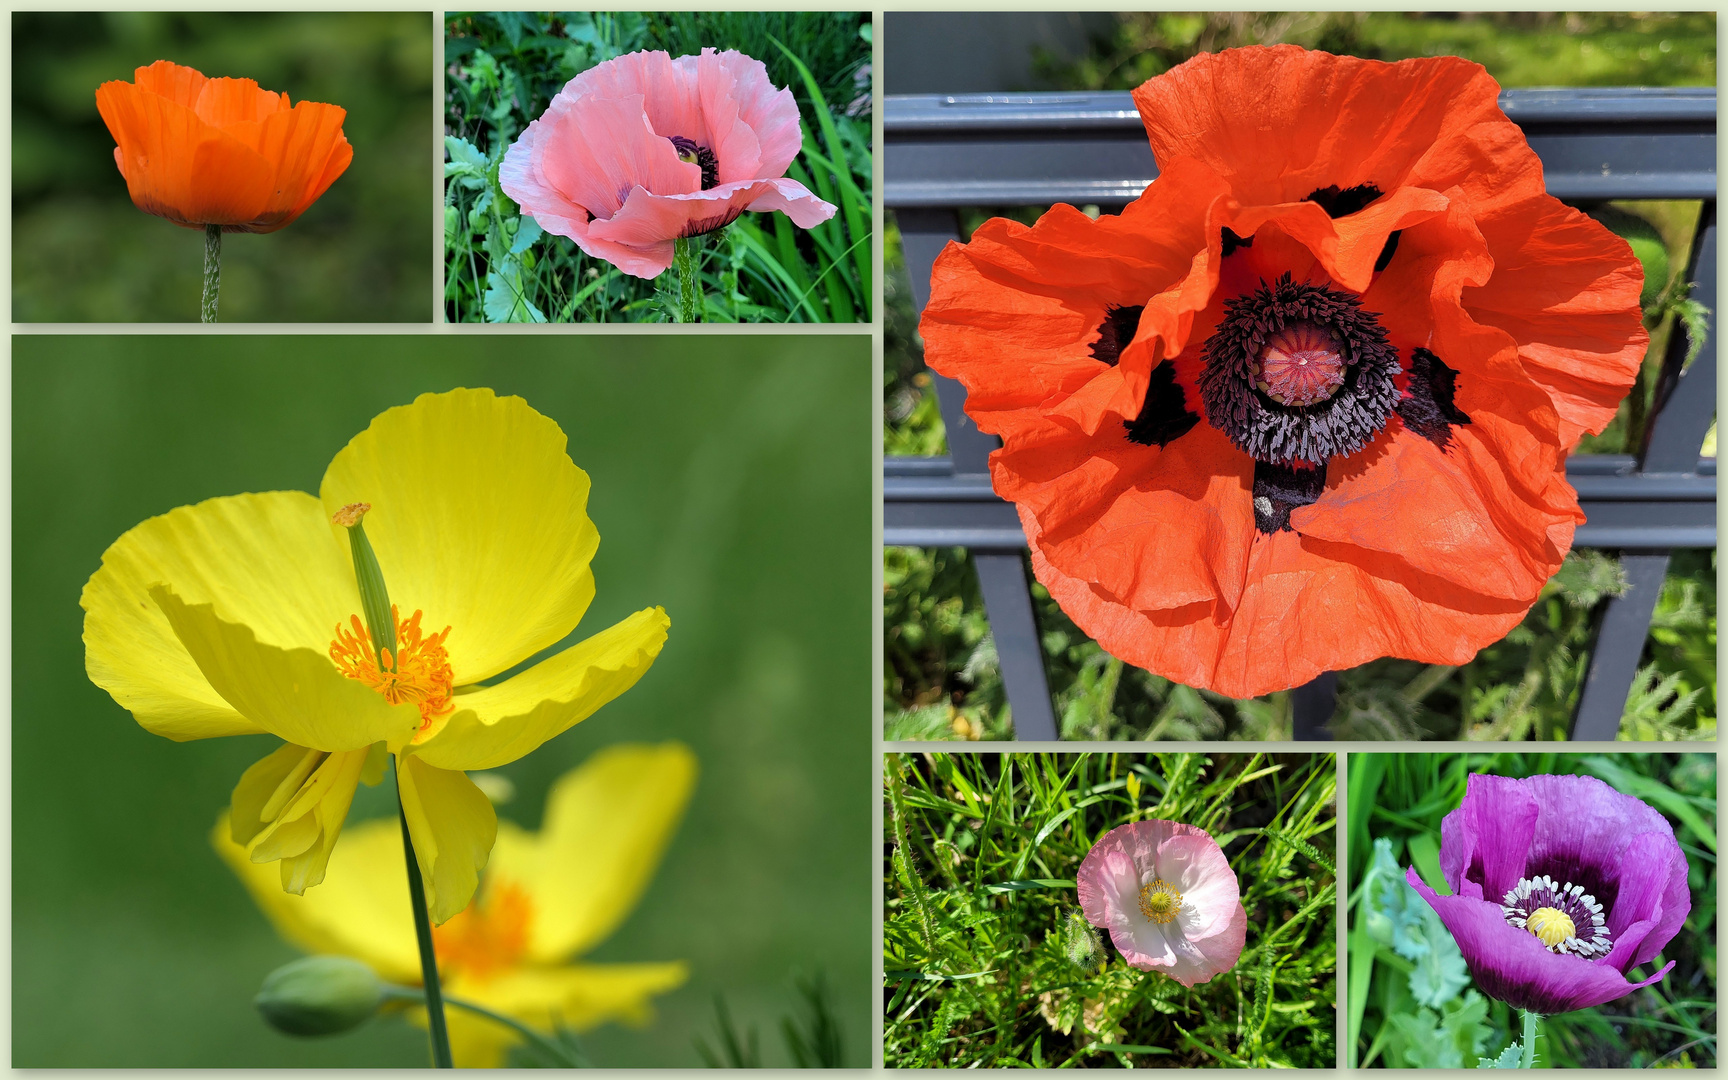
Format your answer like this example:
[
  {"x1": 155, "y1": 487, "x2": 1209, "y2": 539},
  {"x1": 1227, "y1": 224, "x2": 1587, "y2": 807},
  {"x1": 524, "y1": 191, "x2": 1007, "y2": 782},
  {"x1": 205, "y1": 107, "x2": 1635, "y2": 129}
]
[
  {"x1": 499, "y1": 47, "x2": 837, "y2": 279},
  {"x1": 1076, "y1": 819, "x2": 1248, "y2": 985}
]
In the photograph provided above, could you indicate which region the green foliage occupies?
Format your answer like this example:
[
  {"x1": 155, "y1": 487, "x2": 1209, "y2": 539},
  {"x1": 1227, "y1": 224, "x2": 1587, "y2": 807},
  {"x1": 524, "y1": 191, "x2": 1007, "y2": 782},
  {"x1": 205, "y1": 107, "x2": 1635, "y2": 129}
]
[
  {"x1": 12, "y1": 12, "x2": 432, "y2": 322},
  {"x1": 884, "y1": 753, "x2": 1336, "y2": 1067},
  {"x1": 443, "y1": 12, "x2": 872, "y2": 323},
  {"x1": 1033, "y1": 12, "x2": 1714, "y2": 92},
  {"x1": 1348, "y1": 753, "x2": 1718, "y2": 1069}
]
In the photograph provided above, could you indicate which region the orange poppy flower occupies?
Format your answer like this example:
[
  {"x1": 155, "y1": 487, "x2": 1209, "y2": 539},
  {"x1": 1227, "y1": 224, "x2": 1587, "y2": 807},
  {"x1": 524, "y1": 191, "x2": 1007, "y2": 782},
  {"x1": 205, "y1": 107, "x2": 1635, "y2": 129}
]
[
  {"x1": 95, "y1": 59, "x2": 353, "y2": 233},
  {"x1": 920, "y1": 46, "x2": 1647, "y2": 699}
]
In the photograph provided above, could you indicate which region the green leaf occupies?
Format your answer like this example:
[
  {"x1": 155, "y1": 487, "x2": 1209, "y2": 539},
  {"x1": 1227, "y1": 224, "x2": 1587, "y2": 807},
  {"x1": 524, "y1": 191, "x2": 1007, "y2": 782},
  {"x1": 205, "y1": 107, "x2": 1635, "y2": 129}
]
[
  {"x1": 1477, "y1": 1041, "x2": 1524, "y2": 1069},
  {"x1": 1408, "y1": 908, "x2": 1471, "y2": 1008},
  {"x1": 982, "y1": 878, "x2": 1074, "y2": 893},
  {"x1": 508, "y1": 215, "x2": 543, "y2": 255},
  {"x1": 443, "y1": 135, "x2": 490, "y2": 190}
]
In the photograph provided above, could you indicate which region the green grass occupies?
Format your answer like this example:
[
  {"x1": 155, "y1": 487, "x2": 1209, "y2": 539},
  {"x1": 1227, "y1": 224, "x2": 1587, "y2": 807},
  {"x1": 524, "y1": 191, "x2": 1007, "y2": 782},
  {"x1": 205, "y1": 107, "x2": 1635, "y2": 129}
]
[
  {"x1": 1347, "y1": 753, "x2": 1717, "y2": 1069},
  {"x1": 885, "y1": 753, "x2": 1336, "y2": 1067},
  {"x1": 443, "y1": 11, "x2": 871, "y2": 323}
]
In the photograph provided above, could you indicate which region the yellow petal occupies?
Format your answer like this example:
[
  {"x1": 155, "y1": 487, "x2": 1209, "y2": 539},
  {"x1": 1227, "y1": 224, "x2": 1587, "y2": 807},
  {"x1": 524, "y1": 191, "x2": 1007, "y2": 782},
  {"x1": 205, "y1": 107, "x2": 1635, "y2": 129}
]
[
  {"x1": 154, "y1": 584, "x2": 422, "y2": 752},
  {"x1": 436, "y1": 963, "x2": 690, "y2": 1068},
  {"x1": 410, "y1": 607, "x2": 670, "y2": 772},
  {"x1": 248, "y1": 746, "x2": 368, "y2": 893},
  {"x1": 82, "y1": 490, "x2": 353, "y2": 740},
  {"x1": 398, "y1": 752, "x2": 497, "y2": 924},
  {"x1": 319, "y1": 388, "x2": 601, "y2": 684},
  {"x1": 213, "y1": 811, "x2": 422, "y2": 984},
  {"x1": 493, "y1": 743, "x2": 696, "y2": 963}
]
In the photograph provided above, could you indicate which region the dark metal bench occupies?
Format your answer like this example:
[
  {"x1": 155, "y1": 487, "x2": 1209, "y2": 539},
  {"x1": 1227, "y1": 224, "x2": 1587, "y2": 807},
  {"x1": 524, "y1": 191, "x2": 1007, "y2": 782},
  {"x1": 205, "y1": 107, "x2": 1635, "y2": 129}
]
[{"x1": 885, "y1": 87, "x2": 1717, "y2": 741}]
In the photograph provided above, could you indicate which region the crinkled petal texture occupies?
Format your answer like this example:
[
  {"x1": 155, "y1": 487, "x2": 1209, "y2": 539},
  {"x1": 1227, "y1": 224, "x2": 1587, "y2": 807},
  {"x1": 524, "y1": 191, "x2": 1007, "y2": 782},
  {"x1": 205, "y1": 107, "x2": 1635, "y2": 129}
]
[
  {"x1": 1076, "y1": 820, "x2": 1247, "y2": 986},
  {"x1": 499, "y1": 47, "x2": 835, "y2": 278},
  {"x1": 920, "y1": 45, "x2": 1644, "y2": 698},
  {"x1": 213, "y1": 743, "x2": 693, "y2": 1067},
  {"x1": 95, "y1": 59, "x2": 352, "y2": 232},
  {"x1": 1407, "y1": 772, "x2": 1689, "y2": 1014}
]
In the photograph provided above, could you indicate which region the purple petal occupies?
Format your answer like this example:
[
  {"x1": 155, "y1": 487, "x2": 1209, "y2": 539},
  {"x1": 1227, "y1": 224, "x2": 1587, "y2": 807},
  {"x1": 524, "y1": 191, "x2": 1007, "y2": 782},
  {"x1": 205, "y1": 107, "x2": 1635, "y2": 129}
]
[
  {"x1": 1440, "y1": 773, "x2": 1537, "y2": 901},
  {"x1": 1406, "y1": 866, "x2": 1672, "y2": 1014}
]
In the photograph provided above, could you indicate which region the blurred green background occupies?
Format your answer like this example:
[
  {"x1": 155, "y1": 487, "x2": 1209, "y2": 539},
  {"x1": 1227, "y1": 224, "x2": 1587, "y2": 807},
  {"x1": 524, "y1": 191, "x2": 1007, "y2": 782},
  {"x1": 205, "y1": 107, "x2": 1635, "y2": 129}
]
[
  {"x1": 13, "y1": 335, "x2": 871, "y2": 1066},
  {"x1": 12, "y1": 12, "x2": 434, "y2": 322}
]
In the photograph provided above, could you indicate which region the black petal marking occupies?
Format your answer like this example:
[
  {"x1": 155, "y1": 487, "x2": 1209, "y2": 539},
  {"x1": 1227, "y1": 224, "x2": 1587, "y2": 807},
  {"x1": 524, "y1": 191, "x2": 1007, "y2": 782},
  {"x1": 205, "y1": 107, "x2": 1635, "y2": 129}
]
[
  {"x1": 1374, "y1": 230, "x2": 1402, "y2": 272},
  {"x1": 1397, "y1": 347, "x2": 1473, "y2": 449},
  {"x1": 1197, "y1": 273, "x2": 1402, "y2": 466},
  {"x1": 1221, "y1": 227, "x2": 1254, "y2": 257},
  {"x1": 1125, "y1": 361, "x2": 1202, "y2": 447},
  {"x1": 1305, "y1": 183, "x2": 1384, "y2": 219},
  {"x1": 1090, "y1": 304, "x2": 1144, "y2": 366},
  {"x1": 1252, "y1": 460, "x2": 1327, "y2": 533}
]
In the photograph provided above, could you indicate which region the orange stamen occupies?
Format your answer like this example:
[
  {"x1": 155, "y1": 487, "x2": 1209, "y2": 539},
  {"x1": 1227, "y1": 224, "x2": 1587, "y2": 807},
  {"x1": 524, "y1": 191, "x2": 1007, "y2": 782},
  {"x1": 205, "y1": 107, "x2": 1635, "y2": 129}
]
[
  {"x1": 432, "y1": 879, "x2": 533, "y2": 982},
  {"x1": 328, "y1": 604, "x2": 455, "y2": 730}
]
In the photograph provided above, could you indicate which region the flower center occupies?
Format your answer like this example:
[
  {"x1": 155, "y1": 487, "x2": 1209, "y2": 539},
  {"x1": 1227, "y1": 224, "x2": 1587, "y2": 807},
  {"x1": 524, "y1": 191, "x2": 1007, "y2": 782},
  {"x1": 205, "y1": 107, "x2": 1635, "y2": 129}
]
[
  {"x1": 1526, "y1": 907, "x2": 1576, "y2": 949},
  {"x1": 668, "y1": 135, "x2": 719, "y2": 190},
  {"x1": 432, "y1": 878, "x2": 532, "y2": 982},
  {"x1": 1138, "y1": 879, "x2": 1183, "y2": 924},
  {"x1": 329, "y1": 604, "x2": 455, "y2": 733},
  {"x1": 1253, "y1": 322, "x2": 1347, "y2": 407},
  {"x1": 1501, "y1": 874, "x2": 1611, "y2": 959}
]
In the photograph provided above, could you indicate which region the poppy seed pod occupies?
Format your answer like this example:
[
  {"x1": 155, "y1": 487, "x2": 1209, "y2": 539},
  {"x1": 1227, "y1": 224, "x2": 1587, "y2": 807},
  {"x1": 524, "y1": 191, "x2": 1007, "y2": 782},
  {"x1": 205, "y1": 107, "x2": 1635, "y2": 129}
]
[
  {"x1": 95, "y1": 60, "x2": 352, "y2": 233},
  {"x1": 920, "y1": 46, "x2": 1647, "y2": 698},
  {"x1": 1405, "y1": 773, "x2": 1690, "y2": 1014}
]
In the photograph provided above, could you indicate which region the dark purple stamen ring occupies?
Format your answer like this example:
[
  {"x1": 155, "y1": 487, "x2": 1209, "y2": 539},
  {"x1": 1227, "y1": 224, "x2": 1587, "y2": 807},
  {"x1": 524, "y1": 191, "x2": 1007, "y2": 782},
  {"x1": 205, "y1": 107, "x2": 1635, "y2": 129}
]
[{"x1": 1197, "y1": 273, "x2": 1400, "y2": 466}]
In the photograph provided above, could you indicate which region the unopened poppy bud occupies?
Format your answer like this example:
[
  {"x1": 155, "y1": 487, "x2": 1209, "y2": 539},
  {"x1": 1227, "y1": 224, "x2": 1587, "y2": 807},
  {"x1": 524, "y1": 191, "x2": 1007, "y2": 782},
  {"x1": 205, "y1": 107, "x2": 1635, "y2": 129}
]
[
  {"x1": 254, "y1": 956, "x2": 386, "y2": 1036},
  {"x1": 1060, "y1": 908, "x2": 1105, "y2": 972}
]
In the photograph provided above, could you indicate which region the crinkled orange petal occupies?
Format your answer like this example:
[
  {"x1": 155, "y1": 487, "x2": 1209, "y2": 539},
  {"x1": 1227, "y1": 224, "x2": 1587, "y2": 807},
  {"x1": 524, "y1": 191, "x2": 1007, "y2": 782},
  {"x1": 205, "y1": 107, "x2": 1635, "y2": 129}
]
[
  {"x1": 1464, "y1": 197, "x2": 1648, "y2": 448},
  {"x1": 95, "y1": 59, "x2": 350, "y2": 233},
  {"x1": 920, "y1": 46, "x2": 1647, "y2": 699},
  {"x1": 1132, "y1": 46, "x2": 1544, "y2": 216}
]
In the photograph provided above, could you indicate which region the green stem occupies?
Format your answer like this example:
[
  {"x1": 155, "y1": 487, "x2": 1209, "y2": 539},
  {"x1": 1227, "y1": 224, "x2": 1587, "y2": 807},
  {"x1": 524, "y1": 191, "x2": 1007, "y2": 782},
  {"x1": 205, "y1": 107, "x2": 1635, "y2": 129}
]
[
  {"x1": 397, "y1": 764, "x2": 454, "y2": 1068},
  {"x1": 1520, "y1": 1010, "x2": 1540, "y2": 1069},
  {"x1": 385, "y1": 986, "x2": 585, "y2": 1068},
  {"x1": 202, "y1": 224, "x2": 222, "y2": 323},
  {"x1": 674, "y1": 236, "x2": 702, "y2": 323}
]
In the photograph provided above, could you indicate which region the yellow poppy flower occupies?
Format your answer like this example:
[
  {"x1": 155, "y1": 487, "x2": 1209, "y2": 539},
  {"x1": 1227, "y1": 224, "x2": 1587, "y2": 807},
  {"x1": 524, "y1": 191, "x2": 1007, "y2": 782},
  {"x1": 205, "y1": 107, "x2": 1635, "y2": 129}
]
[
  {"x1": 217, "y1": 742, "x2": 696, "y2": 1067},
  {"x1": 82, "y1": 387, "x2": 670, "y2": 922}
]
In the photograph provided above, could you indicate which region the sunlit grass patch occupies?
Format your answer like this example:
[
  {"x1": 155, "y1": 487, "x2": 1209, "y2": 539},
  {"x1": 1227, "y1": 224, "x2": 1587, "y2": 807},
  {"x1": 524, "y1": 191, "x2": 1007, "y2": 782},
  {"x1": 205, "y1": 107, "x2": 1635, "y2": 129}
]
[{"x1": 885, "y1": 752, "x2": 1337, "y2": 1067}]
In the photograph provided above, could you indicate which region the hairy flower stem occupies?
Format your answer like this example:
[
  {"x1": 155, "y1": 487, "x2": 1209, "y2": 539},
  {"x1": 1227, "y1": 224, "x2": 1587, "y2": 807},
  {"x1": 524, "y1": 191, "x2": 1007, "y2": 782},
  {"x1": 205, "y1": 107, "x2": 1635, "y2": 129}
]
[
  {"x1": 1520, "y1": 1010, "x2": 1540, "y2": 1069},
  {"x1": 674, "y1": 236, "x2": 702, "y2": 323},
  {"x1": 886, "y1": 759, "x2": 940, "y2": 967},
  {"x1": 397, "y1": 767, "x2": 454, "y2": 1068},
  {"x1": 202, "y1": 224, "x2": 222, "y2": 323}
]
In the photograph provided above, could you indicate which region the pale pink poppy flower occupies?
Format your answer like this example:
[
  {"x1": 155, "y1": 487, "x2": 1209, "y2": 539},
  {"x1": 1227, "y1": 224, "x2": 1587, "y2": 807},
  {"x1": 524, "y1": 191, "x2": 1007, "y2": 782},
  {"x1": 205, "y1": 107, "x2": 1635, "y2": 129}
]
[
  {"x1": 499, "y1": 47, "x2": 837, "y2": 279},
  {"x1": 1076, "y1": 819, "x2": 1248, "y2": 986}
]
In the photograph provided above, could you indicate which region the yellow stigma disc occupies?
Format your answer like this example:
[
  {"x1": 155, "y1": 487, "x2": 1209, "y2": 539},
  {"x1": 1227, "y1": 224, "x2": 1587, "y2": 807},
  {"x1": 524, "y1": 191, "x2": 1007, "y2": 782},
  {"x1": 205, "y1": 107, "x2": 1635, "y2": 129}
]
[
  {"x1": 1526, "y1": 907, "x2": 1576, "y2": 949},
  {"x1": 1137, "y1": 879, "x2": 1184, "y2": 924}
]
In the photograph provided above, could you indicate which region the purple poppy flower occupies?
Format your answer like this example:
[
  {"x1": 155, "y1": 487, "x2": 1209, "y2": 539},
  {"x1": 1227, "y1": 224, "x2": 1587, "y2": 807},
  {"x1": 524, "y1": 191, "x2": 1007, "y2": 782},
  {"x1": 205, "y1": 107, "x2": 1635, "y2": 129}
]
[{"x1": 1405, "y1": 772, "x2": 1691, "y2": 1014}]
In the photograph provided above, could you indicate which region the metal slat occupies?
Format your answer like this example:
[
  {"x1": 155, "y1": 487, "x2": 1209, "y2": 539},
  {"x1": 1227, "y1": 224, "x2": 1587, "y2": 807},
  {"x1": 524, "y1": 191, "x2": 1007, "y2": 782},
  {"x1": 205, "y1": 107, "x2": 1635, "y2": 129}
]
[
  {"x1": 1572, "y1": 202, "x2": 1719, "y2": 735},
  {"x1": 885, "y1": 88, "x2": 1718, "y2": 209},
  {"x1": 885, "y1": 462, "x2": 1718, "y2": 550}
]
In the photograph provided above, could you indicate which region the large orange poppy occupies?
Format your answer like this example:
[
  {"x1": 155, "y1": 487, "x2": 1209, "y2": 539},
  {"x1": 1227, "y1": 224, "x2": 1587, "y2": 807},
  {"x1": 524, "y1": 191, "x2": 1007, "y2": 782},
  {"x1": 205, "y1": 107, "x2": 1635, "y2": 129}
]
[
  {"x1": 96, "y1": 60, "x2": 353, "y2": 233},
  {"x1": 920, "y1": 46, "x2": 1647, "y2": 699}
]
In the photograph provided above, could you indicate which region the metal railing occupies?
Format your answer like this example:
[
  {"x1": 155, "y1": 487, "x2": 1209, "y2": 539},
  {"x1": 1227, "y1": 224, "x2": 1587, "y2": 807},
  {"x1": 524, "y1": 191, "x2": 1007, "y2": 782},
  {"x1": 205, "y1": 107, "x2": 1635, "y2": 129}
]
[{"x1": 885, "y1": 87, "x2": 1717, "y2": 741}]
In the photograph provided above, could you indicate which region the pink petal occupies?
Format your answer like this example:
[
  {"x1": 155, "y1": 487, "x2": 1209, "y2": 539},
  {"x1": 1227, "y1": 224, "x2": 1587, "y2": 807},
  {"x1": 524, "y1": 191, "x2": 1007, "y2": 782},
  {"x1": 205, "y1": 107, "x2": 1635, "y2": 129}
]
[
  {"x1": 710, "y1": 50, "x2": 804, "y2": 179},
  {"x1": 1114, "y1": 915, "x2": 1178, "y2": 970},
  {"x1": 1078, "y1": 848, "x2": 1144, "y2": 935},
  {"x1": 590, "y1": 178, "x2": 836, "y2": 267},
  {"x1": 1164, "y1": 901, "x2": 1249, "y2": 987},
  {"x1": 1156, "y1": 832, "x2": 1242, "y2": 941}
]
